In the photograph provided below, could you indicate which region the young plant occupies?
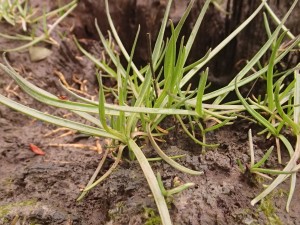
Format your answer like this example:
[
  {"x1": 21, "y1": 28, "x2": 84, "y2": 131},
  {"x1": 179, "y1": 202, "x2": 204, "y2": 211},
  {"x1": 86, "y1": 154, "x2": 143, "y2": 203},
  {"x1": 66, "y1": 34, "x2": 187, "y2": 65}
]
[
  {"x1": 157, "y1": 172, "x2": 195, "y2": 198},
  {"x1": 250, "y1": 67, "x2": 300, "y2": 212},
  {"x1": 1, "y1": 0, "x2": 298, "y2": 223},
  {"x1": 0, "y1": 0, "x2": 35, "y2": 31},
  {"x1": 248, "y1": 129, "x2": 287, "y2": 179},
  {"x1": 0, "y1": 0, "x2": 77, "y2": 52},
  {"x1": 233, "y1": 0, "x2": 300, "y2": 211},
  {"x1": 0, "y1": 0, "x2": 205, "y2": 223}
]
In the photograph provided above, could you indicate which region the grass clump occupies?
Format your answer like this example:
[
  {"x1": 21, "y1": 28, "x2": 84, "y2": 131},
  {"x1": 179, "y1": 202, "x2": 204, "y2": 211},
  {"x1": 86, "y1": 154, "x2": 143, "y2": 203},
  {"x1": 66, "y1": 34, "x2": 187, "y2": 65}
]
[
  {"x1": 237, "y1": 1, "x2": 300, "y2": 210},
  {"x1": 0, "y1": 0, "x2": 77, "y2": 52},
  {"x1": 0, "y1": 0, "x2": 35, "y2": 31},
  {"x1": 0, "y1": 0, "x2": 299, "y2": 224}
]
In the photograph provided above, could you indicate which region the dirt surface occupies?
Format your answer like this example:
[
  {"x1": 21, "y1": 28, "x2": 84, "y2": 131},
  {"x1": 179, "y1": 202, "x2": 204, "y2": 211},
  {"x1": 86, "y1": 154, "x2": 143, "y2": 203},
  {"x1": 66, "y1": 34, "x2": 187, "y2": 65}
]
[{"x1": 0, "y1": 1, "x2": 300, "y2": 225}]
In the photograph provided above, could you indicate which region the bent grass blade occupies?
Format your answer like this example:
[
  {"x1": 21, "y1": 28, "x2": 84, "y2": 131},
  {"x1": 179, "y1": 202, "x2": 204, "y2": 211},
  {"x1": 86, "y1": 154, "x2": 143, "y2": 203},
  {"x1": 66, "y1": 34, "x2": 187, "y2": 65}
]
[
  {"x1": 0, "y1": 94, "x2": 119, "y2": 140},
  {"x1": 128, "y1": 139, "x2": 172, "y2": 225},
  {"x1": 147, "y1": 123, "x2": 203, "y2": 175}
]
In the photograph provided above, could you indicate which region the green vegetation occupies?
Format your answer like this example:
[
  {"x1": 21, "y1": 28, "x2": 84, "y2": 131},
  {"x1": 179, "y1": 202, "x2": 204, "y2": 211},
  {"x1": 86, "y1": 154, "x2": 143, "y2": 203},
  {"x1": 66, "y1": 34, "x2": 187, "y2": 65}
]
[
  {"x1": 0, "y1": 0, "x2": 299, "y2": 224},
  {"x1": 259, "y1": 194, "x2": 283, "y2": 225},
  {"x1": 0, "y1": 0, "x2": 77, "y2": 52},
  {"x1": 0, "y1": 199, "x2": 37, "y2": 218},
  {"x1": 144, "y1": 207, "x2": 161, "y2": 225}
]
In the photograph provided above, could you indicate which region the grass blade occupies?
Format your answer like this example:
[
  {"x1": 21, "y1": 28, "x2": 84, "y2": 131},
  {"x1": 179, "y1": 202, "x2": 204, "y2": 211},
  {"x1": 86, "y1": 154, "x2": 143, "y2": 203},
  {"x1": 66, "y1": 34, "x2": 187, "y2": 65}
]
[
  {"x1": 195, "y1": 68, "x2": 208, "y2": 117},
  {"x1": 0, "y1": 94, "x2": 119, "y2": 140},
  {"x1": 180, "y1": 0, "x2": 266, "y2": 88},
  {"x1": 147, "y1": 124, "x2": 203, "y2": 175},
  {"x1": 128, "y1": 139, "x2": 172, "y2": 225}
]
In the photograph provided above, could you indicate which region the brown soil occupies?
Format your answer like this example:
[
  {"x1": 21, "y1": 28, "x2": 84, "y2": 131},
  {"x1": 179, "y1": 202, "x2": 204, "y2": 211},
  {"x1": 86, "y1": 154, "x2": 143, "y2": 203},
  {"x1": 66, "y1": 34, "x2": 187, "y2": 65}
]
[{"x1": 0, "y1": 1, "x2": 300, "y2": 225}]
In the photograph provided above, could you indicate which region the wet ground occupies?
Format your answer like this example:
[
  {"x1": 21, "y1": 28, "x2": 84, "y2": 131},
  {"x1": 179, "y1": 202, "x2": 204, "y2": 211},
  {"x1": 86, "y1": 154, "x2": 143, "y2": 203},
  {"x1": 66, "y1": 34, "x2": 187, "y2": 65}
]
[{"x1": 0, "y1": 1, "x2": 300, "y2": 224}]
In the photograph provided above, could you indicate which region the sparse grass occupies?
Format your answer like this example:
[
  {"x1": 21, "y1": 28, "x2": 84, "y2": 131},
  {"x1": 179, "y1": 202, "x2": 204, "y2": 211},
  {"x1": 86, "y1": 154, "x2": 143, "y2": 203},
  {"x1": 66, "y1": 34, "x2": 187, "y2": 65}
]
[
  {"x1": 0, "y1": 0, "x2": 299, "y2": 224},
  {"x1": 0, "y1": 0, "x2": 35, "y2": 31},
  {"x1": 237, "y1": 6, "x2": 300, "y2": 210},
  {"x1": 0, "y1": 0, "x2": 77, "y2": 52}
]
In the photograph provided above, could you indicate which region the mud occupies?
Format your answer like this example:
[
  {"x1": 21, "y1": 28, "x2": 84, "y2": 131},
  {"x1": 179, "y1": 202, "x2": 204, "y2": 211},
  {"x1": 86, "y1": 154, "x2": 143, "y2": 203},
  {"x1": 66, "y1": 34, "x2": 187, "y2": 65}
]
[{"x1": 0, "y1": 0, "x2": 300, "y2": 225}]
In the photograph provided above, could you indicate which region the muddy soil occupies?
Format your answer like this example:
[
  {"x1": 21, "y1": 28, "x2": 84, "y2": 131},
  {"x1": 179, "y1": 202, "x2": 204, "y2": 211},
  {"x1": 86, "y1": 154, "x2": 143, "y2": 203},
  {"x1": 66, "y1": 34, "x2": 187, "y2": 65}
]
[{"x1": 0, "y1": 1, "x2": 300, "y2": 225}]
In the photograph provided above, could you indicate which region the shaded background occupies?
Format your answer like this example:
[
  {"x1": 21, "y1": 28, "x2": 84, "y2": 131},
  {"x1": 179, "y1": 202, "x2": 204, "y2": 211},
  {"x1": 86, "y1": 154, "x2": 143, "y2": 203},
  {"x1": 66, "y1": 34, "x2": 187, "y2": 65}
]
[{"x1": 74, "y1": 0, "x2": 300, "y2": 85}]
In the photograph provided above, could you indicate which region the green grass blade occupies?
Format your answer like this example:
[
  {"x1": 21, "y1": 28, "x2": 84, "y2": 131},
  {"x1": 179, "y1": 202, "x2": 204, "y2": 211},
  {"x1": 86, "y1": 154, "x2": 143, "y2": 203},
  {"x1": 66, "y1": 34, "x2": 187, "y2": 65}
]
[
  {"x1": 83, "y1": 145, "x2": 125, "y2": 191},
  {"x1": 277, "y1": 135, "x2": 293, "y2": 155},
  {"x1": 173, "y1": 0, "x2": 195, "y2": 41},
  {"x1": 72, "y1": 111, "x2": 102, "y2": 128},
  {"x1": 184, "y1": 48, "x2": 211, "y2": 72},
  {"x1": 94, "y1": 21, "x2": 126, "y2": 77},
  {"x1": 104, "y1": 0, "x2": 144, "y2": 82},
  {"x1": 77, "y1": 147, "x2": 109, "y2": 201},
  {"x1": 204, "y1": 119, "x2": 231, "y2": 132},
  {"x1": 195, "y1": 68, "x2": 208, "y2": 117},
  {"x1": 32, "y1": 0, "x2": 77, "y2": 23},
  {"x1": 263, "y1": 13, "x2": 272, "y2": 41},
  {"x1": 180, "y1": 0, "x2": 266, "y2": 88},
  {"x1": 128, "y1": 139, "x2": 172, "y2": 225},
  {"x1": 116, "y1": 56, "x2": 125, "y2": 132},
  {"x1": 0, "y1": 59, "x2": 203, "y2": 117},
  {"x1": 0, "y1": 60, "x2": 104, "y2": 113},
  {"x1": 252, "y1": 146, "x2": 274, "y2": 168},
  {"x1": 264, "y1": 1, "x2": 296, "y2": 40},
  {"x1": 4, "y1": 2, "x2": 77, "y2": 52},
  {"x1": 96, "y1": 73, "x2": 126, "y2": 142},
  {"x1": 147, "y1": 124, "x2": 204, "y2": 175},
  {"x1": 171, "y1": 38, "x2": 186, "y2": 94},
  {"x1": 286, "y1": 173, "x2": 296, "y2": 212},
  {"x1": 235, "y1": 77, "x2": 277, "y2": 135},
  {"x1": 176, "y1": 115, "x2": 219, "y2": 148},
  {"x1": 294, "y1": 67, "x2": 300, "y2": 124},
  {"x1": 251, "y1": 168, "x2": 296, "y2": 175},
  {"x1": 156, "y1": 172, "x2": 167, "y2": 196},
  {"x1": 151, "y1": 0, "x2": 173, "y2": 67},
  {"x1": 186, "y1": 35, "x2": 300, "y2": 103},
  {"x1": 251, "y1": 135, "x2": 300, "y2": 207},
  {"x1": 275, "y1": 77, "x2": 300, "y2": 134},
  {"x1": 0, "y1": 94, "x2": 119, "y2": 140},
  {"x1": 184, "y1": 0, "x2": 211, "y2": 60},
  {"x1": 73, "y1": 36, "x2": 117, "y2": 78},
  {"x1": 266, "y1": 31, "x2": 287, "y2": 111}
]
